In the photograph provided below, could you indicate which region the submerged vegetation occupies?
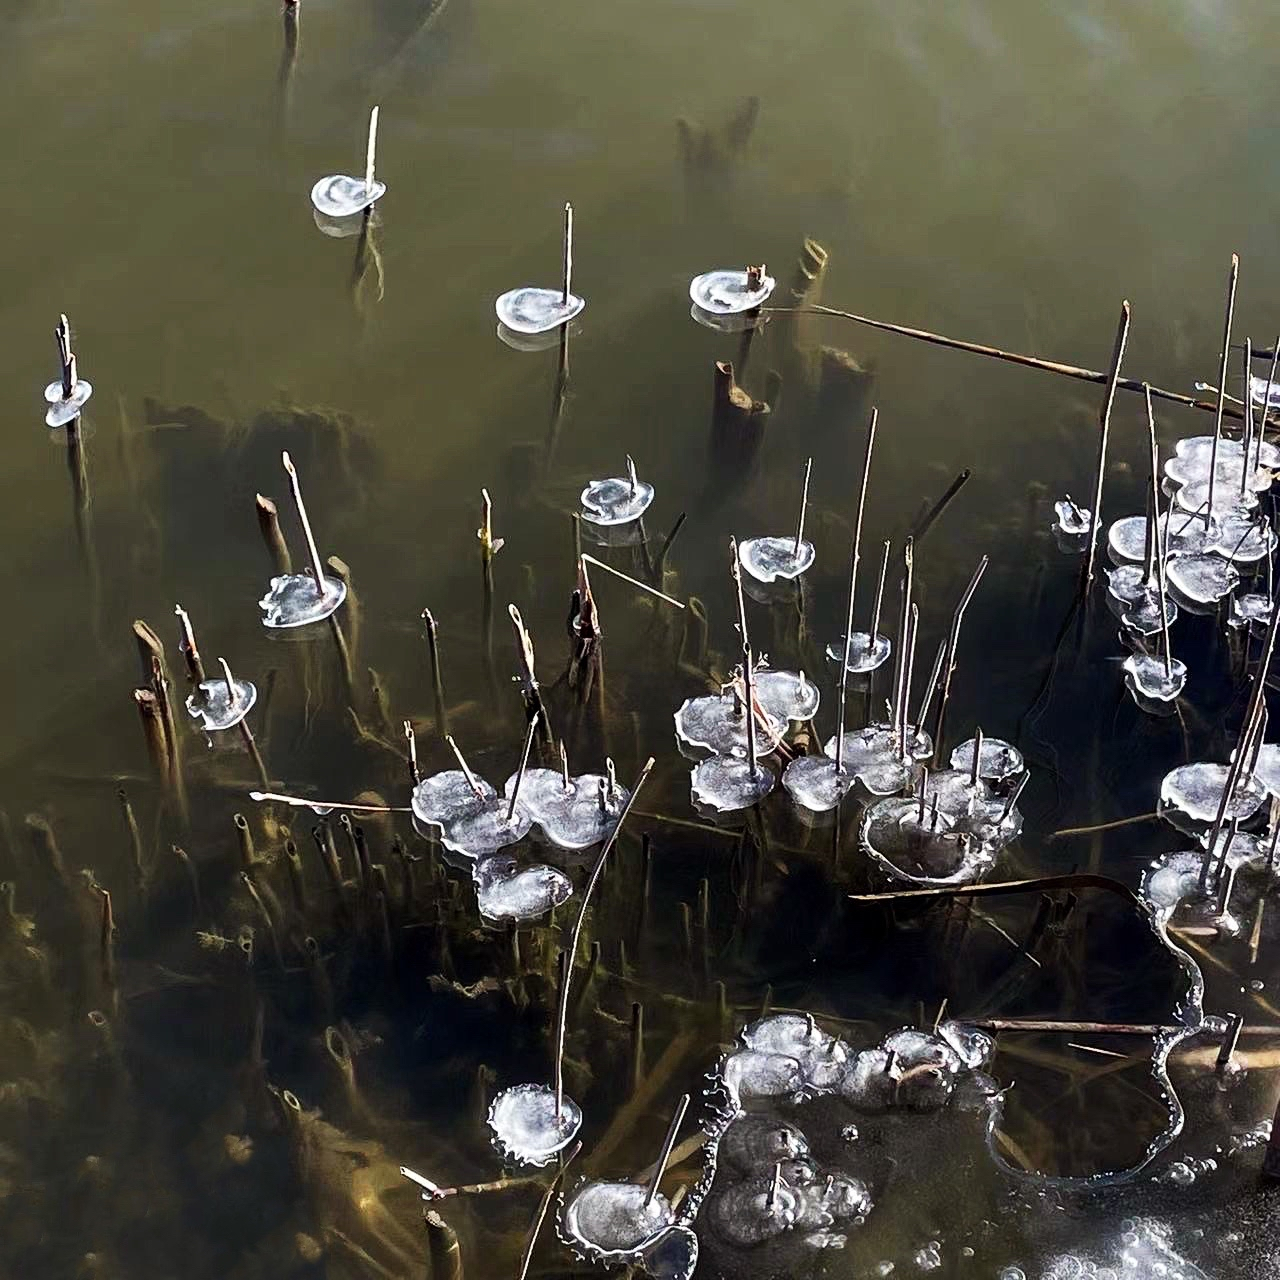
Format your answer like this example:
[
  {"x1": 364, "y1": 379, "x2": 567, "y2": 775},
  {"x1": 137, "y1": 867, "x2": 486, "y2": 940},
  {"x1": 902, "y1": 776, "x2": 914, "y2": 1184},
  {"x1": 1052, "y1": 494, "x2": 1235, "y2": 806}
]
[{"x1": 6, "y1": 11, "x2": 1280, "y2": 1275}]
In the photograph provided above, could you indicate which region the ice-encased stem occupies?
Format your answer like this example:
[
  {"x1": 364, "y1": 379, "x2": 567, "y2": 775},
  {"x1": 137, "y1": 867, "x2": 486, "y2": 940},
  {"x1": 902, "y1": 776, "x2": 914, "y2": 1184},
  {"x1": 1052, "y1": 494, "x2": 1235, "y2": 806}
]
[
  {"x1": 446, "y1": 734, "x2": 486, "y2": 800},
  {"x1": 1259, "y1": 335, "x2": 1280, "y2": 474},
  {"x1": 971, "y1": 728, "x2": 983, "y2": 788},
  {"x1": 561, "y1": 201, "x2": 573, "y2": 304},
  {"x1": 891, "y1": 539, "x2": 915, "y2": 759},
  {"x1": 915, "y1": 641, "x2": 946, "y2": 735},
  {"x1": 553, "y1": 947, "x2": 569, "y2": 1117},
  {"x1": 507, "y1": 713, "x2": 540, "y2": 824},
  {"x1": 56, "y1": 313, "x2": 76, "y2": 398},
  {"x1": 793, "y1": 456, "x2": 813, "y2": 557},
  {"x1": 218, "y1": 657, "x2": 239, "y2": 712},
  {"x1": 932, "y1": 555, "x2": 989, "y2": 765},
  {"x1": 280, "y1": 451, "x2": 328, "y2": 597},
  {"x1": 1241, "y1": 339, "x2": 1254, "y2": 502},
  {"x1": 743, "y1": 643, "x2": 757, "y2": 777},
  {"x1": 559, "y1": 740, "x2": 571, "y2": 791},
  {"x1": 1143, "y1": 385, "x2": 1174, "y2": 676},
  {"x1": 626, "y1": 454, "x2": 638, "y2": 497},
  {"x1": 767, "y1": 1160, "x2": 782, "y2": 1210},
  {"x1": 365, "y1": 105, "x2": 379, "y2": 193},
  {"x1": 1084, "y1": 300, "x2": 1131, "y2": 583},
  {"x1": 553, "y1": 757, "x2": 655, "y2": 1116},
  {"x1": 836, "y1": 410, "x2": 879, "y2": 777},
  {"x1": 1206, "y1": 256, "x2": 1239, "y2": 528},
  {"x1": 645, "y1": 1092, "x2": 690, "y2": 1208}
]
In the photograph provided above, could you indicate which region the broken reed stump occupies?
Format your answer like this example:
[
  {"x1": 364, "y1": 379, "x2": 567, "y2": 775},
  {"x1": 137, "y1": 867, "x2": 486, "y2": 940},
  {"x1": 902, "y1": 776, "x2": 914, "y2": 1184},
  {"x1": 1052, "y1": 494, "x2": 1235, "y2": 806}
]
[
  {"x1": 425, "y1": 1210, "x2": 463, "y2": 1280},
  {"x1": 709, "y1": 361, "x2": 771, "y2": 492},
  {"x1": 256, "y1": 494, "x2": 293, "y2": 576}
]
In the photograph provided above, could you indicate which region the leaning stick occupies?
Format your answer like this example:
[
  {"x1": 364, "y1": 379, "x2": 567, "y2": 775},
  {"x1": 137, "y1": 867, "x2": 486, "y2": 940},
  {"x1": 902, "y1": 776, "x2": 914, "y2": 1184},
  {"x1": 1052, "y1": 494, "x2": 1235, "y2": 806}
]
[
  {"x1": 1083, "y1": 301, "x2": 1131, "y2": 584},
  {"x1": 760, "y1": 302, "x2": 1249, "y2": 422}
]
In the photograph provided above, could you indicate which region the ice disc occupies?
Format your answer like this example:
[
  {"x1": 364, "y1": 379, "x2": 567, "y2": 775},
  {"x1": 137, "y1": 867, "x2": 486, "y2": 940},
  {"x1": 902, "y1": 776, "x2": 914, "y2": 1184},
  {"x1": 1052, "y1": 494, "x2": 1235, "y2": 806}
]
[
  {"x1": 580, "y1": 475, "x2": 654, "y2": 525},
  {"x1": 674, "y1": 693, "x2": 779, "y2": 758},
  {"x1": 861, "y1": 797, "x2": 969, "y2": 882},
  {"x1": 637, "y1": 1225, "x2": 698, "y2": 1280},
  {"x1": 824, "y1": 722, "x2": 933, "y2": 766},
  {"x1": 310, "y1": 173, "x2": 386, "y2": 218},
  {"x1": 495, "y1": 286, "x2": 585, "y2": 335},
  {"x1": 1166, "y1": 554, "x2": 1239, "y2": 605},
  {"x1": 753, "y1": 668, "x2": 819, "y2": 722},
  {"x1": 412, "y1": 769, "x2": 496, "y2": 828},
  {"x1": 738, "y1": 535, "x2": 815, "y2": 583},
  {"x1": 473, "y1": 855, "x2": 571, "y2": 922},
  {"x1": 781, "y1": 754, "x2": 850, "y2": 814},
  {"x1": 1105, "y1": 564, "x2": 1150, "y2": 604},
  {"x1": 705, "y1": 1179, "x2": 799, "y2": 1247},
  {"x1": 690, "y1": 756, "x2": 775, "y2": 812},
  {"x1": 1173, "y1": 478, "x2": 1257, "y2": 516},
  {"x1": 259, "y1": 573, "x2": 347, "y2": 628},
  {"x1": 1249, "y1": 376, "x2": 1280, "y2": 417},
  {"x1": 1211, "y1": 509, "x2": 1276, "y2": 563},
  {"x1": 1053, "y1": 498, "x2": 1092, "y2": 536},
  {"x1": 1122, "y1": 654, "x2": 1187, "y2": 702},
  {"x1": 826, "y1": 631, "x2": 892, "y2": 674},
  {"x1": 718, "y1": 1116, "x2": 810, "y2": 1174},
  {"x1": 721, "y1": 1049, "x2": 803, "y2": 1103},
  {"x1": 1106, "y1": 515, "x2": 1152, "y2": 564},
  {"x1": 185, "y1": 676, "x2": 257, "y2": 732},
  {"x1": 1230, "y1": 592, "x2": 1273, "y2": 629},
  {"x1": 563, "y1": 1181, "x2": 674, "y2": 1254},
  {"x1": 1247, "y1": 743, "x2": 1280, "y2": 798},
  {"x1": 948, "y1": 737, "x2": 1023, "y2": 782},
  {"x1": 1119, "y1": 590, "x2": 1177, "y2": 636},
  {"x1": 487, "y1": 1083, "x2": 581, "y2": 1167},
  {"x1": 440, "y1": 796, "x2": 533, "y2": 857},
  {"x1": 689, "y1": 268, "x2": 776, "y2": 314},
  {"x1": 1159, "y1": 762, "x2": 1266, "y2": 824},
  {"x1": 43, "y1": 378, "x2": 93, "y2": 427},
  {"x1": 504, "y1": 769, "x2": 627, "y2": 850}
]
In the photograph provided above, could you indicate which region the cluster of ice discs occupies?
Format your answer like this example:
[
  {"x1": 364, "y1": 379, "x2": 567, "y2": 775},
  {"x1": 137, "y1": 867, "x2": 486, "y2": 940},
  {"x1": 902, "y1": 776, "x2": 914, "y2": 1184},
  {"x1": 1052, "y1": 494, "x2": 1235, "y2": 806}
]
[
  {"x1": 676, "y1": 658, "x2": 819, "y2": 815},
  {"x1": 411, "y1": 736, "x2": 629, "y2": 922},
  {"x1": 697, "y1": 1014, "x2": 1000, "y2": 1256},
  {"x1": 1081, "y1": 388, "x2": 1279, "y2": 708}
]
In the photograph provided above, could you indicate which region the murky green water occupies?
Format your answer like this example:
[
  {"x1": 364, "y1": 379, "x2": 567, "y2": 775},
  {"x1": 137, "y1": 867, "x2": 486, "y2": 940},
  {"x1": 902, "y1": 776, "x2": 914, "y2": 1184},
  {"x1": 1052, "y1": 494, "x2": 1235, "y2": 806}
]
[{"x1": 3, "y1": 1, "x2": 1280, "y2": 1276}]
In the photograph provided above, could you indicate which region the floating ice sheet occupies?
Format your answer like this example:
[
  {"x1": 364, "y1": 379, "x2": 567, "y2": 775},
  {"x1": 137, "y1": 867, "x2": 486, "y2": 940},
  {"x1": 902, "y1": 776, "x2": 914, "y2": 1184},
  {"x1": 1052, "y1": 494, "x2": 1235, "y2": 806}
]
[
  {"x1": 580, "y1": 475, "x2": 654, "y2": 525},
  {"x1": 310, "y1": 174, "x2": 386, "y2": 218},
  {"x1": 473, "y1": 855, "x2": 571, "y2": 921},
  {"x1": 43, "y1": 378, "x2": 93, "y2": 428},
  {"x1": 411, "y1": 769, "x2": 497, "y2": 828},
  {"x1": 495, "y1": 286, "x2": 585, "y2": 335},
  {"x1": 185, "y1": 676, "x2": 257, "y2": 731},
  {"x1": 689, "y1": 268, "x2": 776, "y2": 314},
  {"x1": 259, "y1": 573, "x2": 347, "y2": 628},
  {"x1": 487, "y1": 1083, "x2": 582, "y2": 1167},
  {"x1": 691, "y1": 756, "x2": 776, "y2": 813},
  {"x1": 1123, "y1": 654, "x2": 1187, "y2": 703},
  {"x1": 738, "y1": 536, "x2": 815, "y2": 584},
  {"x1": 1172, "y1": 478, "x2": 1257, "y2": 517},
  {"x1": 825, "y1": 631, "x2": 892, "y2": 675}
]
